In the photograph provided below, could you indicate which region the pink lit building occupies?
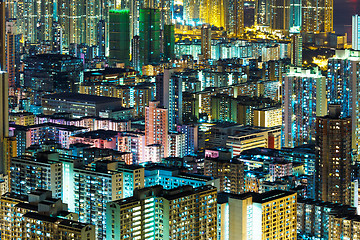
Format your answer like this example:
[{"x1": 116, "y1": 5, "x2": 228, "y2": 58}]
[{"x1": 145, "y1": 101, "x2": 168, "y2": 158}]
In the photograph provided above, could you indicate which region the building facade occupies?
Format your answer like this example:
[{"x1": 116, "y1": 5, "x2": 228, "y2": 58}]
[
  {"x1": 106, "y1": 185, "x2": 217, "y2": 239},
  {"x1": 316, "y1": 106, "x2": 352, "y2": 205},
  {"x1": 145, "y1": 101, "x2": 169, "y2": 157},
  {"x1": 217, "y1": 190, "x2": 297, "y2": 240},
  {"x1": 282, "y1": 66, "x2": 327, "y2": 148},
  {"x1": 0, "y1": 189, "x2": 95, "y2": 240}
]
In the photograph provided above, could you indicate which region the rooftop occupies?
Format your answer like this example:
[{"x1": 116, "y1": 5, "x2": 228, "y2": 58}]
[
  {"x1": 84, "y1": 67, "x2": 136, "y2": 78},
  {"x1": 42, "y1": 93, "x2": 122, "y2": 104},
  {"x1": 25, "y1": 54, "x2": 81, "y2": 62},
  {"x1": 23, "y1": 212, "x2": 59, "y2": 223},
  {"x1": 218, "y1": 190, "x2": 296, "y2": 204},
  {"x1": 10, "y1": 122, "x2": 86, "y2": 132},
  {"x1": 74, "y1": 130, "x2": 118, "y2": 139},
  {"x1": 112, "y1": 185, "x2": 216, "y2": 205},
  {"x1": 58, "y1": 219, "x2": 92, "y2": 231}
]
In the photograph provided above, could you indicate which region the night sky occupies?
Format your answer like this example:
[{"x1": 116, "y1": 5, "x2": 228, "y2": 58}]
[{"x1": 334, "y1": 0, "x2": 360, "y2": 37}]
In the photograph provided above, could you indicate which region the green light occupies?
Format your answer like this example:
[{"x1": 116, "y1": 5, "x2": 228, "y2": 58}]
[{"x1": 109, "y1": 9, "x2": 130, "y2": 14}]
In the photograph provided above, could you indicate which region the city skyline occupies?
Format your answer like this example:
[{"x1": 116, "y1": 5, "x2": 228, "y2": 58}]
[{"x1": 1, "y1": 0, "x2": 360, "y2": 239}]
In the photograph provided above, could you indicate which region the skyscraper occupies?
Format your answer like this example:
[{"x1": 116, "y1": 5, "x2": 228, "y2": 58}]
[
  {"x1": 270, "y1": 0, "x2": 290, "y2": 33},
  {"x1": 352, "y1": 15, "x2": 360, "y2": 50},
  {"x1": 131, "y1": 36, "x2": 141, "y2": 71},
  {"x1": 56, "y1": 0, "x2": 112, "y2": 48},
  {"x1": 224, "y1": 0, "x2": 244, "y2": 37},
  {"x1": 289, "y1": 0, "x2": 302, "y2": 33},
  {"x1": 201, "y1": 24, "x2": 211, "y2": 60},
  {"x1": 156, "y1": 69, "x2": 182, "y2": 131},
  {"x1": 145, "y1": 101, "x2": 169, "y2": 157},
  {"x1": 109, "y1": 9, "x2": 130, "y2": 66},
  {"x1": 52, "y1": 22, "x2": 63, "y2": 54},
  {"x1": 199, "y1": 0, "x2": 225, "y2": 28},
  {"x1": 0, "y1": 0, "x2": 5, "y2": 70},
  {"x1": 97, "y1": 20, "x2": 106, "y2": 57},
  {"x1": 163, "y1": 24, "x2": 175, "y2": 61},
  {"x1": 302, "y1": 0, "x2": 333, "y2": 33},
  {"x1": 257, "y1": 0, "x2": 271, "y2": 27},
  {"x1": 183, "y1": 0, "x2": 200, "y2": 23},
  {"x1": 5, "y1": 21, "x2": 20, "y2": 89},
  {"x1": 0, "y1": 72, "x2": 8, "y2": 174},
  {"x1": 139, "y1": 8, "x2": 161, "y2": 67},
  {"x1": 282, "y1": 66, "x2": 327, "y2": 148},
  {"x1": 327, "y1": 50, "x2": 360, "y2": 158},
  {"x1": 316, "y1": 105, "x2": 351, "y2": 205},
  {"x1": 290, "y1": 34, "x2": 302, "y2": 66},
  {"x1": 36, "y1": 0, "x2": 55, "y2": 42}
]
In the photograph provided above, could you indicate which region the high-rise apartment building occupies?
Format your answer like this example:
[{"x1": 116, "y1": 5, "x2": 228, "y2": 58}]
[
  {"x1": 297, "y1": 198, "x2": 357, "y2": 239},
  {"x1": 106, "y1": 185, "x2": 217, "y2": 239},
  {"x1": 156, "y1": 69, "x2": 182, "y2": 131},
  {"x1": 163, "y1": 24, "x2": 175, "y2": 61},
  {"x1": 51, "y1": 22, "x2": 63, "y2": 54},
  {"x1": 199, "y1": 0, "x2": 225, "y2": 29},
  {"x1": 132, "y1": 83, "x2": 155, "y2": 118},
  {"x1": 253, "y1": 106, "x2": 282, "y2": 128},
  {"x1": 270, "y1": 0, "x2": 290, "y2": 33},
  {"x1": 0, "y1": 0, "x2": 5, "y2": 70},
  {"x1": 182, "y1": 92, "x2": 199, "y2": 122},
  {"x1": 168, "y1": 132, "x2": 186, "y2": 157},
  {"x1": 139, "y1": 8, "x2": 161, "y2": 67},
  {"x1": 224, "y1": 0, "x2": 244, "y2": 37},
  {"x1": 289, "y1": 0, "x2": 301, "y2": 33},
  {"x1": 0, "y1": 72, "x2": 8, "y2": 174},
  {"x1": 327, "y1": 49, "x2": 360, "y2": 158},
  {"x1": 183, "y1": 0, "x2": 200, "y2": 23},
  {"x1": 329, "y1": 213, "x2": 360, "y2": 239},
  {"x1": 282, "y1": 66, "x2": 327, "y2": 148},
  {"x1": 24, "y1": 54, "x2": 83, "y2": 93},
  {"x1": 10, "y1": 152, "x2": 145, "y2": 239},
  {"x1": 302, "y1": 0, "x2": 333, "y2": 33},
  {"x1": 353, "y1": 15, "x2": 360, "y2": 50},
  {"x1": 145, "y1": 101, "x2": 169, "y2": 157},
  {"x1": 109, "y1": 9, "x2": 130, "y2": 66},
  {"x1": 57, "y1": 0, "x2": 112, "y2": 48},
  {"x1": 201, "y1": 24, "x2": 212, "y2": 60},
  {"x1": 177, "y1": 124, "x2": 199, "y2": 156},
  {"x1": 210, "y1": 94, "x2": 238, "y2": 123},
  {"x1": 290, "y1": 34, "x2": 302, "y2": 66},
  {"x1": 257, "y1": 0, "x2": 271, "y2": 26},
  {"x1": 217, "y1": 190, "x2": 297, "y2": 240},
  {"x1": 12, "y1": 0, "x2": 112, "y2": 48},
  {"x1": 0, "y1": 189, "x2": 96, "y2": 240},
  {"x1": 316, "y1": 105, "x2": 352, "y2": 205},
  {"x1": 204, "y1": 154, "x2": 245, "y2": 194},
  {"x1": 17, "y1": 0, "x2": 55, "y2": 43},
  {"x1": 5, "y1": 21, "x2": 20, "y2": 89},
  {"x1": 74, "y1": 162, "x2": 144, "y2": 239},
  {"x1": 97, "y1": 19, "x2": 106, "y2": 57}
]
